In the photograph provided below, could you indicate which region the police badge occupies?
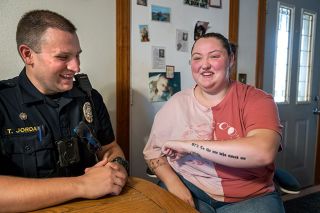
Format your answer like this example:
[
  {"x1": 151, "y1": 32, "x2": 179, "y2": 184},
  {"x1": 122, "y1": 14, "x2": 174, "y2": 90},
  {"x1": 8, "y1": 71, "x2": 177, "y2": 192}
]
[{"x1": 83, "y1": 102, "x2": 93, "y2": 123}]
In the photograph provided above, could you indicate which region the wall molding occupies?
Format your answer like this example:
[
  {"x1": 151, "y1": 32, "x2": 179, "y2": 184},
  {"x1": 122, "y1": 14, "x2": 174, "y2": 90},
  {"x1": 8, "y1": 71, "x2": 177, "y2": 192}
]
[{"x1": 116, "y1": 0, "x2": 130, "y2": 159}]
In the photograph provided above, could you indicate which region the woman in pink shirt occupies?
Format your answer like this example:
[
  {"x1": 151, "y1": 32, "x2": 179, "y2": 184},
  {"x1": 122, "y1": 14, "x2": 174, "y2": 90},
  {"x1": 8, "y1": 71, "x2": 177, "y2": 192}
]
[{"x1": 143, "y1": 32, "x2": 284, "y2": 213}]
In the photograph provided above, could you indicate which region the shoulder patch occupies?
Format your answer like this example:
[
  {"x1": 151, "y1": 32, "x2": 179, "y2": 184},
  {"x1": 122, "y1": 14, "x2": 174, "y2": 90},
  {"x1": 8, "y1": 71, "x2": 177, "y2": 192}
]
[{"x1": 0, "y1": 79, "x2": 17, "y2": 90}]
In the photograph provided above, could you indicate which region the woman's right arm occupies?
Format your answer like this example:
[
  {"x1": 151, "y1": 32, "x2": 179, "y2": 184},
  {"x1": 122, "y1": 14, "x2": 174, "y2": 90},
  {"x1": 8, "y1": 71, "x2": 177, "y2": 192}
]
[{"x1": 147, "y1": 157, "x2": 195, "y2": 207}]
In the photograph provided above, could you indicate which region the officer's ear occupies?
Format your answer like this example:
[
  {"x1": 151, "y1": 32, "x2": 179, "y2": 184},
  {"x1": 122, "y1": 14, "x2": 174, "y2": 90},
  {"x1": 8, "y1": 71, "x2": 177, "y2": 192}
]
[{"x1": 18, "y1": 44, "x2": 34, "y2": 65}]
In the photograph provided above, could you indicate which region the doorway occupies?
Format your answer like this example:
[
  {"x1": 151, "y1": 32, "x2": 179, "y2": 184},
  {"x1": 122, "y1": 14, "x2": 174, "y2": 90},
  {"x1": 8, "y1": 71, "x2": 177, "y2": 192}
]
[{"x1": 257, "y1": 0, "x2": 320, "y2": 187}]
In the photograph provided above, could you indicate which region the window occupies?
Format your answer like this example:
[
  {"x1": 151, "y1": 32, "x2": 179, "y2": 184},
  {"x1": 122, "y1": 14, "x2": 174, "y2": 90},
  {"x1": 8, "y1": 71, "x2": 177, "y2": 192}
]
[
  {"x1": 273, "y1": 4, "x2": 294, "y2": 103},
  {"x1": 297, "y1": 11, "x2": 315, "y2": 102}
]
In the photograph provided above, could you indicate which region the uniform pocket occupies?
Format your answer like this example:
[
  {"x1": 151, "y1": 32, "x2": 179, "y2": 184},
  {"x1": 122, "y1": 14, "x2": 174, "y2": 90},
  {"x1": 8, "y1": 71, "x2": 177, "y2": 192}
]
[{"x1": 1, "y1": 125, "x2": 55, "y2": 177}]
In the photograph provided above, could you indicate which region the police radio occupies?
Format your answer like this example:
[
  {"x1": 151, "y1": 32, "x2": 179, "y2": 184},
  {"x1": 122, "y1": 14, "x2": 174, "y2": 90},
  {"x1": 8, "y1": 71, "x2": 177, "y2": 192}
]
[{"x1": 74, "y1": 73, "x2": 93, "y2": 97}]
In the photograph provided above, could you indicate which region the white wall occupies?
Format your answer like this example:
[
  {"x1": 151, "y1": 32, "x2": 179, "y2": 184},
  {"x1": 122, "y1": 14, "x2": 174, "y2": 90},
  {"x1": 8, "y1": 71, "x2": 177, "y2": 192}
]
[
  {"x1": 130, "y1": 0, "x2": 230, "y2": 179},
  {"x1": 0, "y1": 0, "x2": 117, "y2": 130},
  {"x1": 237, "y1": 0, "x2": 258, "y2": 86}
]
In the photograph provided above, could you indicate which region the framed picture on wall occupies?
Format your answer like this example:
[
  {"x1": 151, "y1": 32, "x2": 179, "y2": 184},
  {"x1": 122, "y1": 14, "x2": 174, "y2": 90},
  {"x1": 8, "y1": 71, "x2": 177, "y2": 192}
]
[
  {"x1": 152, "y1": 46, "x2": 166, "y2": 69},
  {"x1": 151, "y1": 5, "x2": 171, "y2": 22},
  {"x1": 194, "y1": 21, "x2": 209, "y2": 40},
  {"x1": 184, "y1": 0, "x2": 208, "y2": 9},
  {"x1": 238, "y1": 73, "x2": 247, "y2": 84},
  {"x1": 139, "y1": 25, "x2": 150, "y2": 42},
  {"x1": 166, "y1": 65, "x2": 175, "y2": 79},
  {"x1": 137, "y1": 0, "x2": 147, "y2": 6},
  {"x1": 209, "y1": 0, "x2": 222, "y2": 8},
  {"x1": 176, "y1": 29, "x2": 189, "y2": 52},
  {"x1": 148, "y1": 72, "x2": 181, "y2": 102}
]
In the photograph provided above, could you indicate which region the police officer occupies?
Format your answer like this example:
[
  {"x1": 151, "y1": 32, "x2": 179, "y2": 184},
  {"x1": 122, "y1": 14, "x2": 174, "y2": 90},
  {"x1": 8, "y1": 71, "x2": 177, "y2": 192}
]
[{"x1": 0, "y1": 10, "x2": 128, "y2": 212}]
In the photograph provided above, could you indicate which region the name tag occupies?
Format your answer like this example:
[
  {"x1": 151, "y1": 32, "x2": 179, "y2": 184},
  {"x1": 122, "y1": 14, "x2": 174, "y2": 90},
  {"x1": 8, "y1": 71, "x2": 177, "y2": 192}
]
[{"x1": 4, "y1": 126, "x2": 40, "y2": 136}]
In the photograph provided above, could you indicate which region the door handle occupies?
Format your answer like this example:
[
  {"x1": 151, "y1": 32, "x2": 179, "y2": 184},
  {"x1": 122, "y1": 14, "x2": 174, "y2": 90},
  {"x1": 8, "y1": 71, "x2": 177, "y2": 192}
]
[
  {"x1": 313, "y1": 96, "x2": 320, "y2": 114},
  {"x1": 313, "y1": 107, "x2": 320, "y2": 114}
]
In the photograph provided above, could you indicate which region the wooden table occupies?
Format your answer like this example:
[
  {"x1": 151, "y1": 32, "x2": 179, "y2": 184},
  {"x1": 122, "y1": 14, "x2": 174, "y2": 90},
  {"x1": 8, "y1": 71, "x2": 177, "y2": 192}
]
[{"x1": 33, "y1": 177, "x2": 199, "y2": 212}]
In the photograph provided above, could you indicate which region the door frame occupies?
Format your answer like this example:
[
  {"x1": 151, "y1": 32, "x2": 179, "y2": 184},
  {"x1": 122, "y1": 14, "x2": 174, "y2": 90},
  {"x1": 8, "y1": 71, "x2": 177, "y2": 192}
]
[
  {"x1": 116, "y1": 0, "x2": 240, "y2": 162},
  {"x1": 255, "y1": 0, "x2": 320, "y2": 184},
  {"x1": 116, "y1": 0, "x2": 131, "y2": 159}
]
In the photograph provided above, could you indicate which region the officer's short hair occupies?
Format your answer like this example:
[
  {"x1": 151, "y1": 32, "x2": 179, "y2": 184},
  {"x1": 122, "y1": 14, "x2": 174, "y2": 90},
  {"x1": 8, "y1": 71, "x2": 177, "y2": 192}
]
[{"x1": 16, "y1": 9, "x2": 77, "y2": 53}]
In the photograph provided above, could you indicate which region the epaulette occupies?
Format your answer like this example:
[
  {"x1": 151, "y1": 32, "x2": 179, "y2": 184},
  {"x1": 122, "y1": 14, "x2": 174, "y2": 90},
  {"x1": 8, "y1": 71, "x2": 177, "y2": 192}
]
[{"x1": 0, "y1": 78, "x2": 17, "y2": 90}]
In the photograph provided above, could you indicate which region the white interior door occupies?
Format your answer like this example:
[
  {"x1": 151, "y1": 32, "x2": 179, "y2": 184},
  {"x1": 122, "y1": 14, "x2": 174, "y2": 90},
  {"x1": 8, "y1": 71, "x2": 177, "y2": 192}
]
[{"x1": 263, "y1": 0, "x2": 320, "y2": 187}]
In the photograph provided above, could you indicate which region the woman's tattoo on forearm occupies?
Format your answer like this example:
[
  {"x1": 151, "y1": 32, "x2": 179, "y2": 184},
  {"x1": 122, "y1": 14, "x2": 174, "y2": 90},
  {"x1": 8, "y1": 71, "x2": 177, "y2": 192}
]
[
  {"x1": 191, "y1": 142, "x2": 247, "y2": 161},
  {"x1": 149, "y1": 158, "x2": 167, "y2": 172}
]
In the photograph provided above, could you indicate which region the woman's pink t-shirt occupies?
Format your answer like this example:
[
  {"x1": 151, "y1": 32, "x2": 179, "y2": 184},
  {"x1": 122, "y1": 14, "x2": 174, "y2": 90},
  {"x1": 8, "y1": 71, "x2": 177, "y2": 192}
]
[{"x1": 143, "y1": 81, "x2": 282, "y2": 202}]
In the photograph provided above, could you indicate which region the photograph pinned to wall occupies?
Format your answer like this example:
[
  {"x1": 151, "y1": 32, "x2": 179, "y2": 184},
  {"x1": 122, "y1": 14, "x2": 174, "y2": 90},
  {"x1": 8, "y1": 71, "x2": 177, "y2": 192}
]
[
  {"x1": 151, "y1": 5, "x2": 171, "y2": 22},
  {"x1": 137, "y1": 0, "x2": 147, "y2": 6},
  {"x1": 152, "y1": 46, "x2": 166, "y2": 69},
  {"x1": 238, "y1": 73, "x2": 247, "y2": 84},
  {"x1": 149, "y1": 72, "x2": 181, "y2": 102},
  {"x1": 176, "y1": 29, "x2": 189, "y2": 52},
  {"x1": 184, "y1": 0, "x2": 208, "y2": 8},
  {"x1": 139, "y1": 25, "x2": 150, "y2": 42},
  {"x1": 166, "y1": 65, "x2": 175, "y2": 79},
  {"x1": 209, "y1": 0, "x2": 222, "y2": 8},
  {"x1": 194, "y1": 21, "x2": 209, "y2": 40}
]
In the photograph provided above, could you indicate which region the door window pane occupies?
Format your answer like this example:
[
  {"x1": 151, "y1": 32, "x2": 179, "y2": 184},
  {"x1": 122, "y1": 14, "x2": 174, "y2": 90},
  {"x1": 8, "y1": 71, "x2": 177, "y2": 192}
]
[
  {"x1": 274, "y1": 5, "x2": 294, "y2": 103},
  {"x1": 297, "y1": 11, "x2": 315, "y2": 102}
]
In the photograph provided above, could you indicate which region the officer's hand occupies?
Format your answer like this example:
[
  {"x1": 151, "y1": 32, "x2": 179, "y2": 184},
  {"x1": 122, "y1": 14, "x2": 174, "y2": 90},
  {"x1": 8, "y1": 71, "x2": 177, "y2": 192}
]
[
  {"x1": 107, "y1": 161, "x2": 128, "y2": 192},
  {"x1": 78, "y1": 163, "x2": 127, "y2": 199},
  {"x1": 84, "y1": 158, "x2": 128, "y2": 181},
  {"x1": 84, "y1": 158, "x2": 108, "y2": 173}
]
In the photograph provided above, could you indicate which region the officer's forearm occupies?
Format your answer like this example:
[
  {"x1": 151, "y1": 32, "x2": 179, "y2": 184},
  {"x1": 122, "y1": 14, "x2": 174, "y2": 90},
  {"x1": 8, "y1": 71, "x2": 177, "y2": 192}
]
[
  {"x1": 0, "y1": 175, "x2": 81, "y2": 212},
  {"x1": 97, "y1": 141, "x2": 126, "y2": 161}
]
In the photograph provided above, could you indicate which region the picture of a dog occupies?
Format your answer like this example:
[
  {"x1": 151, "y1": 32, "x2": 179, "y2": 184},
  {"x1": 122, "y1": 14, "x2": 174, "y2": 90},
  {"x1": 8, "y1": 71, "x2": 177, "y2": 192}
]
[{"x1": 149, "y1": 74, "x2": 173, "y2": 102}]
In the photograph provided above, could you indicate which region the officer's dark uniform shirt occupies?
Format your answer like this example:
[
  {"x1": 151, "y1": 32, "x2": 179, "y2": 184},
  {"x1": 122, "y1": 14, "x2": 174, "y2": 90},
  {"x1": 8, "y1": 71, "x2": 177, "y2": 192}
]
[{"x1": 0, "y1": 68, "x2": 115, "y2": 178}]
